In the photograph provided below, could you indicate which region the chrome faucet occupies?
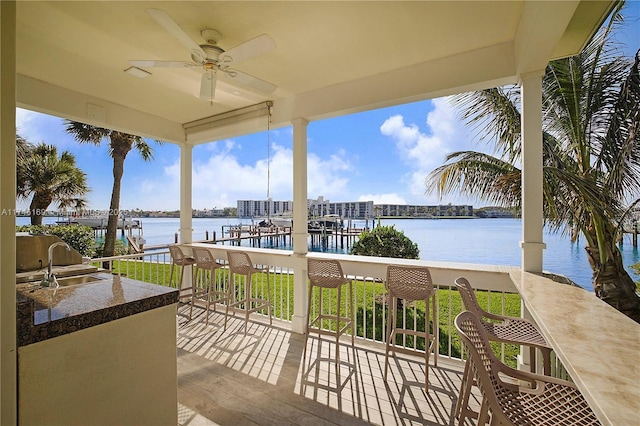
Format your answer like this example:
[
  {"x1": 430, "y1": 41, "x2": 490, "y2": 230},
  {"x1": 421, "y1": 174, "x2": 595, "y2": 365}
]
[{"x1": 41, "y1": 242, "x2": 71, "y2": 288}]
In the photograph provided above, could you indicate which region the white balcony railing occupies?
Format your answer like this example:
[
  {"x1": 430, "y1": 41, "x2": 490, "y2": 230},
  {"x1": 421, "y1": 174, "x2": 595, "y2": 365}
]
[{"x1": 90, "y1": 245, "x2": 530, "y2": 367}]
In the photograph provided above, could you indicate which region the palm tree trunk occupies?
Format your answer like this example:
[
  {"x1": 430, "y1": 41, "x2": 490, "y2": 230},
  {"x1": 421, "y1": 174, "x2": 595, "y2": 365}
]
[
  {"x1": 29, "y1": 193, "x2": 52, "y2": 225},
  {"x1": 585, "y1": 228, "x2": 640, "y2": 323},
  {"x1": 103, "y1": 154, "x2": 125, "y2": 259}
]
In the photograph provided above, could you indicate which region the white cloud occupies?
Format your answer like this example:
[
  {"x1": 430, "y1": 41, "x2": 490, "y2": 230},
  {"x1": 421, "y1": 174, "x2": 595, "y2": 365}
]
[
  {"x1": 379, "y1": 96, "x2": 481, "y2": 205},
  {"x1": 129, "y1": 171, "x2": 180, "y2": 211},
  {"x1": 380, "y1": 112, "x2": 449, "y2": 171},
  {"x1": 16, "y1": 108, "x2": 35, "y2": 133},
  {"x1": 307, "y1": 149, "x2": 352, "y2": 199},
  {"x1": 127, "y1": 141, "x2": 355, "y2": 210},
  {"x1": 426, "y1": 97, "x2": 457, "y2": 138}
]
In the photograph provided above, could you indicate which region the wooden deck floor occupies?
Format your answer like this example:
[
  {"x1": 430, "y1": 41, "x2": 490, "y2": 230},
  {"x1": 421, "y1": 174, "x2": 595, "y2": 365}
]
[{"x1": 176, "y1": 304, "x2": 480, "y2": 426}]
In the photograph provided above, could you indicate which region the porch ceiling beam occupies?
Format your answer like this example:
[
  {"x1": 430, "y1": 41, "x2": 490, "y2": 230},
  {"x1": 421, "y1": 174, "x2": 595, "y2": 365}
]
[{"x1": 16, "y1": 74, "x2": 186, "y2": 144}]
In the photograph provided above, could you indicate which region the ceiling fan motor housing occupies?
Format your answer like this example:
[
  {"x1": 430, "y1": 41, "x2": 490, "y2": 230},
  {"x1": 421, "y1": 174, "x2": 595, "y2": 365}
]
[{"x1": 201, "y1": 29, "x2": 221, "y2": 45}]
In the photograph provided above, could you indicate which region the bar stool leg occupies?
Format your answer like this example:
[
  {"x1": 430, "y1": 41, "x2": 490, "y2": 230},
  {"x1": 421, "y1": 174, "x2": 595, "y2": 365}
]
[
  {"x1": 433, "y1": 295, "x2": 438, "y2": 367},
  {"x1": 349, "y1": 280, "x2": 355, "y2": 347},
  {"x1": 454, "y1": 360, "x2": 469, "y2": 421},
  {"x1": 424, "y1": 298, "x2": 429, "y2": 390},
  {"x1": 189, "y1": 266, "x2": 199, "y2": 319},
  {"x1": 169, "y1": 262, "x2": 176, "y2": 288},
  {"x1": 204, "y1": 267, "x2": 213, "y2": 325},
  {"x1": 384, "y1": 294, "x2": 395, "y2": 382},
  {"x1": 244, "y1": 273, "x2": 252, "y2": 336},
  {"x1": 224, "y1": 272, "x2": 235, "y2": 331},
  {"x1": 303, "y1": 282, "x2": 314, "y2": 363},
  {"x1": 266, "y1": 271, "x2": 273, "y2": 325},
  {"x1": 336, "y1": 285, "x2": 342, "y2": 364},
  {"x1": 178, "y1": 262, "x2": 191, "y2": 301}
]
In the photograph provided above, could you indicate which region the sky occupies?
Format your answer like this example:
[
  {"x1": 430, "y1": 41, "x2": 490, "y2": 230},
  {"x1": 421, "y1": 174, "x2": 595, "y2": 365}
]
[{"x1": 15, "y1": 2, "x2": 640, "y2": 212}]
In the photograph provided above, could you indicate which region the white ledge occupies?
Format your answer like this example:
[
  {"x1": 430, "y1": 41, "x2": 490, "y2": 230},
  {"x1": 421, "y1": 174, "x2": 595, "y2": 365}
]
[{"x1": 510, "y1": 271, "x2": 640, "y2": 426}]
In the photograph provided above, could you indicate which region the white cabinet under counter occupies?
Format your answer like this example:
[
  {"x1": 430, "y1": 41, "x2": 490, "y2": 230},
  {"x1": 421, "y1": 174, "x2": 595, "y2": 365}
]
[{"x1": 17, "y1": 275, "x2": 179, "y2": 425}]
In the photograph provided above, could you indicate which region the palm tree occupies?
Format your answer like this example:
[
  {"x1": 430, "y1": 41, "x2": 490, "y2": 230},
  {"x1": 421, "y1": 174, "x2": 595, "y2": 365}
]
[
  {"x1": 16, "y1": 135, "x2": 33, "y2": 195},
  {"x1": 16, "y1": 134, "x2": 32, "y2": 159},
  {"x1": 426, "y1": 3, "x2": 640, "y2": 322},
  {"x1": 17, "y1": 142, "x2": 89, "y2": 225},
  {"x1": 64, "y1": 122, "x2": 157, "y2": 257}
]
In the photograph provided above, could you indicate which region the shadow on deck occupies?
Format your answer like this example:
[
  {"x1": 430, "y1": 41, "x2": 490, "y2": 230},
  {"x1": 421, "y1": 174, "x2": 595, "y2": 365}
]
[{"x1": 176, "y1": 304, "x2": 480, "y2": 426}]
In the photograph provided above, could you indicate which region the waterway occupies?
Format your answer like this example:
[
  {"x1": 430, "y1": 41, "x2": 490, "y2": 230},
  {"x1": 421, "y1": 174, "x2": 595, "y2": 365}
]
[{"x1": 18, "y1": 216, "x2": 640, "y2": 292}]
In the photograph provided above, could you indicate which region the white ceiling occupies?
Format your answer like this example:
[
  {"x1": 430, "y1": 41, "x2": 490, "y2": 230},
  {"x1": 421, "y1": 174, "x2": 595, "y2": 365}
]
[{"x1": 15, "y1": 1, "x2": 614, "y2": 145}]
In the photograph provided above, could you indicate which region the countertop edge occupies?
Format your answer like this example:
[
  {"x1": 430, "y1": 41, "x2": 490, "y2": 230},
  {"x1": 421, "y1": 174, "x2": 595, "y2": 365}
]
[{"x1": 17, "y1": 277, "x2": 179, "y2": 347}]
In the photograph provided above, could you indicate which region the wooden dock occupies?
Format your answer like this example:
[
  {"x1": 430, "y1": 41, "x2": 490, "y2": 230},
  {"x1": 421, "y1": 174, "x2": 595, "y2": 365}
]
[
  {"x1": 620, "y1": 211, "x2": 639, "y2": 248},
  {"x1": 138, "y1": 224, "x2": 368, "y2": 252}
]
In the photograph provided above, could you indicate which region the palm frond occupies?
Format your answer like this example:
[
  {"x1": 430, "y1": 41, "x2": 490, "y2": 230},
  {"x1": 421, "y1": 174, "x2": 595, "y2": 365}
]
[
  {"x1": 426, "y1": 151, "x2": 520, "y2": 206},
  {"x1": 64, "y1": 120, "x2": 110, "y2": 145},
  {"x1": 17, "y1": 143, "x2": 89, "y2": 206},
  {"x1": 133, "y1": 139, "x2": 155, "y2": 161},
  {"x1": 450, "y1": 88, "x2": 522, "y2": 162}
]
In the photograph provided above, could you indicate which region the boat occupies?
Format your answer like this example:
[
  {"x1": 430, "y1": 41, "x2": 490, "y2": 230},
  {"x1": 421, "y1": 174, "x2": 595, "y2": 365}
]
[
  {"x1": 254, "y1": 213, "x2": 293, "y2": 229},
  {"x1": 308, "y1": 214, "x2": 343, "y2": 231}
]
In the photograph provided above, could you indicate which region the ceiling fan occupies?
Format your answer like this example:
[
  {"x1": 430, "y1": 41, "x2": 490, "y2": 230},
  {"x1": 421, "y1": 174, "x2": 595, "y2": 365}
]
[{"x1": 129, "y1": 8, "x2": 277, "y2": 101}]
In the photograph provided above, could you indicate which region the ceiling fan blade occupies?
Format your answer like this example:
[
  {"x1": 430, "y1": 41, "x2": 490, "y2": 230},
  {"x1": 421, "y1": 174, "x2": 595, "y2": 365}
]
[
  {"x1": 129, "y1": 60, "x2": 196, "y2": 68},
  {"x1": 200, "y1": 71, "x2": 217, "y2": 101},
  {"x1": 224, "y1": 69, "x2": 277, "y2": 93},
  {"x1": 219, "y1": 34, "x2": 276, "y2": 65},
  {"x1": 146, "y1": 9, "x2": 205, "y2": 58}
]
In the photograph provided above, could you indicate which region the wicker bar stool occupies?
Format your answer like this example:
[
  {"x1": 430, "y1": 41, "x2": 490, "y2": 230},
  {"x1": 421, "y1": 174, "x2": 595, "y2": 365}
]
[
  {"x1": 223, "y1": 251, "x2": 272, "y2": 335},
  {"x1": 384, "y1": 265, "x2": 437, "y2": 391},
  {"x1": 454, "y1": 277, "x2": 553, "y2": 423},
  {"x1": 304, "y1": 258, "x2": 354, "y2": 364},
  {"x1": 168, "y1": 245, "x2": 196, "y2": 303},
  {"x1": 191, "y1": 247, "x2": 227, "y2": 325},
  {"x1": 455, "y1": 311, "x2": 600, "y2": 425}
]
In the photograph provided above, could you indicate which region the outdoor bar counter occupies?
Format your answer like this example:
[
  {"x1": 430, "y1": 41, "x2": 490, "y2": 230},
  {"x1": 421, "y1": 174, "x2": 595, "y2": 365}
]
[
  {"x1": 16, "y1": 273, "x2": 178, "y2": 345},
  {"x1": 510, "y1": 271, "x2": 640, "y2": 426},
  {"x1": 16, "y1": 274, "x2": 179, "y2": 425}
]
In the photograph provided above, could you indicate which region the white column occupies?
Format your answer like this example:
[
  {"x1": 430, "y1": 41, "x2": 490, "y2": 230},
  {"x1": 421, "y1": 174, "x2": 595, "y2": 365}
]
[
  {"x1": 179, "y1": 143, "x2": 193, "y2": 244},
  {"x1": 0, "y1": 2, "x2": 17, "y2": 423},
  {"x1": 291, "y1": 117, "x2": 309, "y2": 334},
  {"x1": 519, "y1": 71, "x2": 546, "y2": 272},
  {"x1": 177, "y1": 143, "x2": 194, "y2": 295},
  {"x1": 518, "y1": 70, "x2": 546, "y2": 372}
]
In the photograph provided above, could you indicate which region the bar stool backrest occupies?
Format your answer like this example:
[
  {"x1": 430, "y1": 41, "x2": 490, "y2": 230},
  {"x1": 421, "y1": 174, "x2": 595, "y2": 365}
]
[
  {"x1": 227, "y1": 251, "x2": 255, "y2": 275},
  {"x1": 192, "y1": 247, "x2": 216, "y2": 268},
  {"x1": 169, "y1": 244, "x2": 191, "y2": 266},
  {"x1": 386, "y1": 265, "x2": 433, "y2": 301},
  {"x1": 307, "y1": 258, "x2": 348, "y2": 288},
  {"x1": 455, "y1": 277, "x2": 491, "y2": 317}
]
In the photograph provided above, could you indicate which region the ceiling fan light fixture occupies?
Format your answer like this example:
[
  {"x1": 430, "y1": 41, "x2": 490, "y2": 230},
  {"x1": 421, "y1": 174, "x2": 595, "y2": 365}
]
[{"x1": 200, "y1": 71, "x2": 217, "y2": 101}]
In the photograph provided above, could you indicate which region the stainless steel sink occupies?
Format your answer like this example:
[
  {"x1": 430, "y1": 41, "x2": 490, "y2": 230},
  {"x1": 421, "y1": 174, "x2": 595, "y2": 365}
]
[{"x1": 56, "y1": 274, "x2": 110, "y2": 287}]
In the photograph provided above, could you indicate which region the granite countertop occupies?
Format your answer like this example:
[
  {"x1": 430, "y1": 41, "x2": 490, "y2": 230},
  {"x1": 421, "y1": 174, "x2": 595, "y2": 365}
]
[{"x1": 17, "y1": 274, "x2": 179, "y2": 347}]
